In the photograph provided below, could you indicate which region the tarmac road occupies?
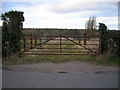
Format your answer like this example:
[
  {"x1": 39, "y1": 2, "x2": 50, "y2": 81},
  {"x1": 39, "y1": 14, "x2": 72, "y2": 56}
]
[{"x1": 2, "y1": 70, "x2": 118, "y2": 88}]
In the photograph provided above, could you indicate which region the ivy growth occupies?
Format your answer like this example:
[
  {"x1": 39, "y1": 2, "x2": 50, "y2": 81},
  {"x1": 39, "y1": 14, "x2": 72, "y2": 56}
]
[
  {"x1": 98, "y1": 23, "x2": 109, "y2": 54},
  {"x1": 1, "y1": 10, "x2": 24, "y2": 58}
]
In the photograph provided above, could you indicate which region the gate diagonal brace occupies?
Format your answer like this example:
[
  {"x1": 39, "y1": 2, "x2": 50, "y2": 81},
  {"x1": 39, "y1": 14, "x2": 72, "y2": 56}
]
[
  {"x1": 22, "y1": 36, "x2": 59, "y2": 52},
  {"x1": 38, "y1": 36, "x2": 60, "y2": 45},
  {"x1": 22, "y1": 35, "x2": 96, "y2": 54},
  {"x1": 63, "y1": 36, "x2": 96, "y2": 53}
]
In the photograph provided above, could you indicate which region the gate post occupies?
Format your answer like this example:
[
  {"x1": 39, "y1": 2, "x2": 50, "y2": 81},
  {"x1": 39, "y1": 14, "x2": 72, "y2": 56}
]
[
  {"x1": 40, "y1": 34, "x2": 42, "y2": 47},
  {"x1": 99, "y1": 36, "x2": 101, "y2": 54},
  {"x1": 79, "y1": 39, "x2": 81, "y2": 44},
  {"x1": 35, "y1": 35, "x2": 37, "y2": 47},
  {"x1": 84, "y1": 32, "x2": 86, "y2": 45},
  {"x1": 23, "y1": 38, "x2": 26, "y2": 52},
  {"x1": 60, "y1": 35, "x2": 62, "y2": 54},
  {"x1": 30, "y1": 34, "x2": 33, "y2": 49}
]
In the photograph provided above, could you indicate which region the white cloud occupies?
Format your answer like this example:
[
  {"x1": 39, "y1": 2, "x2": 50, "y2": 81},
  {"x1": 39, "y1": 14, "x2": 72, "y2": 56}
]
[
  {"x1": 9, "y1": 3, "x2": 89, "y2": 29},
  {"x1": 0, "y1": 1, "x2": 118, "y2": 30},
  {"x1": 97, "y1": 17, "x2": 117, "y2": 24},
  {"x1": 97, "y1": 17, "x2": 118, "y2": 29},
  {"x1": 50, "y1": 1, "x2": 117, "y2": 14},
  {"x1": 50, "y1": 1, "x2": 101, "y2": 13}
]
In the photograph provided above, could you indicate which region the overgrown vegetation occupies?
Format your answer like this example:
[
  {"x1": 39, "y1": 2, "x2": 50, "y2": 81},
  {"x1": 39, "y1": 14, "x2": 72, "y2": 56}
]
[
  {"x1": 93, "y1": 54, "x2": 120, "y2": 66},
  {"x1": 1, "y1": 10, "x2": 24, "y2": 58},
  {"x1": 98, "y1": 23, "x2": 120, "y2": 58},
  {"x1": 3, "y1": 54, "x2": 119, "y2": 66},
  {"x1": 98, "y1": 23, "x2": 109, "y2": 54},
  {"x1": 108, "y1": 30, "x2": 120, "y2": 57}
]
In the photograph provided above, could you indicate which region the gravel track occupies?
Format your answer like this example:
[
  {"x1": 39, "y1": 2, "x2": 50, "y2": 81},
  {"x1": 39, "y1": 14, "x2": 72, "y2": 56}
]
[{"x1": 8, "y1": 61, "x2": 118, "y2": 74}]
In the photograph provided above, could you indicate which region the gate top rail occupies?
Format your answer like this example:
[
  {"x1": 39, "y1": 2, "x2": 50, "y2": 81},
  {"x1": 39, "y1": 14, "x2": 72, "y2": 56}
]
[{"x1": 23, "y1": 34, "x2": 100, "y2": 37}]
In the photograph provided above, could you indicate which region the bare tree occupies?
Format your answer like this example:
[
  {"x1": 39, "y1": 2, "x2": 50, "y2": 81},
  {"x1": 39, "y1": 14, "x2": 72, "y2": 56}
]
[
  {"x1": 85, "y1": 17, "x2": 96, "y2": 30},
  {"x1": 85, "y1": 17, "x2": 97, "y2": 39}
]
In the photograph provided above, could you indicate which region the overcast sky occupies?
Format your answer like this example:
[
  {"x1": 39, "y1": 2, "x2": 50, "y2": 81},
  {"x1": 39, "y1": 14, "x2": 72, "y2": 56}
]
[{"x1": 0, "y1": 0, "x2": 119, "y2": 30}]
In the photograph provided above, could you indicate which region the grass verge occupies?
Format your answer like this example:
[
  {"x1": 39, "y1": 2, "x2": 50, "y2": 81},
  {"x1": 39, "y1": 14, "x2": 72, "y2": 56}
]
[
  {"x1": 93, "y1": 54, "x2": 120, "y2": 66},
  {"x1": 3, "y1": 55, "x2": 95, "y2": 66},
  {"x1": 3, "y1": 54, "x2": 119, "y2": 66}
]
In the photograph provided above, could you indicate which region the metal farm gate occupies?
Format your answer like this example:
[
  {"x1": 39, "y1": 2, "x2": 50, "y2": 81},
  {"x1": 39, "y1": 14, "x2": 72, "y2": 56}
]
[{"x1": 20, "y1": 29, "x2": 100, "y2": 55}]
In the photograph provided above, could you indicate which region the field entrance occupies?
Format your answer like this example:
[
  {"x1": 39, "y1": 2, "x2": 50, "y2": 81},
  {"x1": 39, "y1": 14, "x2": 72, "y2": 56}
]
[{"x1": 21, "y1": 29, "x2": 100, "y2": 55}]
